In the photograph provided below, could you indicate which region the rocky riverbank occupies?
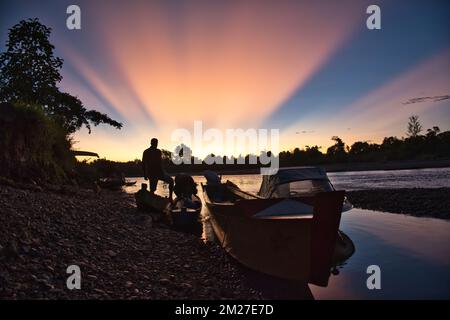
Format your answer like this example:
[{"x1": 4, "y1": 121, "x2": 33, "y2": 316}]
[
  {"x1": 347, "y1": 188, "x2": 450, "y2": 219},
  {"x1": 0, "y1": 183, "x2": 263, "y2": 299}
]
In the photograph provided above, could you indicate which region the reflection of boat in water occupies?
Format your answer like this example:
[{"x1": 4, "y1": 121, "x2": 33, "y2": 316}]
[{"x1": 202, "y1": 167, "x2": 355, "y2": 286}]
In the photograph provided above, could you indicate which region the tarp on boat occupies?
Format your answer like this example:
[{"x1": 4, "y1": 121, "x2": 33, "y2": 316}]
[
  {"x1": 258, "y1": 167, "x2": 329, "y2": 198},
  {"x1": 253, "y1": 199, "x2": 314, "y2": 218}
]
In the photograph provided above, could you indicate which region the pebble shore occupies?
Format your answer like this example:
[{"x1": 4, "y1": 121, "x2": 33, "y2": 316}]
[
  {"x1": 0, "y1": 184, "x2": 263, "y2": 299},
  {"x1": 347, "y1": 188, "x2": 450, "y2": 219}
]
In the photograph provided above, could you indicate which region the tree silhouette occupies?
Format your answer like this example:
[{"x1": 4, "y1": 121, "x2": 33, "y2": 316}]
[
  {"x1": 407, "y1": 115, "x2": 422, "y2": 138},
  {"x1": 326, "y1": 136, "x2": 347, "y2": 161},
  {"x1": 0, "y1": 18, "x2": 122, "y2": 134},
  {"x1": 426, "y1": 126, "x2": 440, "y2": 137},
  {"x1": 349, "y1": 141, "x2": 371, "y2": 156}
]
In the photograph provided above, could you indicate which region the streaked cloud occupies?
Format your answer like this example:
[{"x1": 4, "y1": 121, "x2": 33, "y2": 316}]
[{"x1": 403, "y1": 95, "x2": 450, "y2": 105}]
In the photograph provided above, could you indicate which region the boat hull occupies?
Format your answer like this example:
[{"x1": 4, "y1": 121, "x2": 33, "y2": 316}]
[
  {"x1": 204, "y1": 201, "x2": 312, "y2": 281},
  {"x1": 202, "y1": 184, "x2": 354, "y2": 285}
]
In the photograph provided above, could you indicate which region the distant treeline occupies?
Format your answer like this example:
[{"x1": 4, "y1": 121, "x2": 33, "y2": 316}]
[{"x1": 80, "y1": 116, "x2": 450, "y2": 177}]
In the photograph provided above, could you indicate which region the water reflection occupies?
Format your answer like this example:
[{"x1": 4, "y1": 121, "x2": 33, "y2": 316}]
[
  {"x1": 200, "y1": 208, "x2": 216, "y2": 243},
  {"x1": 310, "y1": 209, "x2": 450, "y2": 299}
]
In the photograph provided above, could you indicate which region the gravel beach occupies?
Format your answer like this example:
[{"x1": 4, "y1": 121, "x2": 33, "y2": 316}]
[
  {"x1": 0, "y1": 184, "x2": 263, "y2": 299},
  {"x1": 347, "y1": 188, "x2": 450, "y2": 219}
]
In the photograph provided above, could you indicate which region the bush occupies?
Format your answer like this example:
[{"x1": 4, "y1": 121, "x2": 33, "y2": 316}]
[{"x1": 0, "y1": 102, "x2": 75, "y2": 183}]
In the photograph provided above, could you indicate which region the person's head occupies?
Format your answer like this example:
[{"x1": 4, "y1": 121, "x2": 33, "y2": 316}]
[{"x1": 150, "y1": 138, "x2": 158, "y2": 148}]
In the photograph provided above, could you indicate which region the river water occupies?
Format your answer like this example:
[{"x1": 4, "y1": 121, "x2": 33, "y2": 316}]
[{"x1": 124, "y1": 168, "x2": 450, "y2": 299}]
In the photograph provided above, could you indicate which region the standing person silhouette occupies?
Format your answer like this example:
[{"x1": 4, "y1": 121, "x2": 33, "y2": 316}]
[{"x1": 142, "y1": 138, "x2": 174, "y2": 200}]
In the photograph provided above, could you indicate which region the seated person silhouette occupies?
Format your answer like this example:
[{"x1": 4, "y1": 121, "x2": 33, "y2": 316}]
[
  {"x1": 173, "y1": 174, "x2": 201, "y2": 210},
  {"x1": 142, "y1": 138, "x2": 174, "y2": 200},
  {"x1": 173, "y1": 174, "x2": 198, "y2": 199}
]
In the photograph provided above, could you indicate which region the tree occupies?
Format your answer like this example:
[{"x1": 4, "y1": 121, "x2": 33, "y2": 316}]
[
  {"x1": 303, "y1": 145, "x2": 323, "y2": 163},
  {"x1": 0, "y1": 19, "x2": 122, "y2": 134},
  {"x1": 326, "y1": 136, "x2": 347, "y2": 162},
  {"x1": 382, "y1": 136, "x2": 402, "y2": 149},
  {"x1": 426, "y1": 126, "x2": 440, "y2": 137},
  {"x1": 349, "y1": 141, "x2": 371, "y2": 156},
  {"x1": 407, "y1": 115, "x2": 422, "y2": 138},
  {"x1": 0, "y1": 19, "x2": 62, "y2": 105}
]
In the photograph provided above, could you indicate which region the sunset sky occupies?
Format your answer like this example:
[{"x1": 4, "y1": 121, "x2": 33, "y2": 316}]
[{"x1": 1, "y1": 0, "x2": 449, "y2": 161}]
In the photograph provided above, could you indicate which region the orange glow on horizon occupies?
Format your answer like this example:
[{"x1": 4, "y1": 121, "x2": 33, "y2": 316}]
[{"x1": 63, "y1": 1, "x2": 363, "y2": 160}]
